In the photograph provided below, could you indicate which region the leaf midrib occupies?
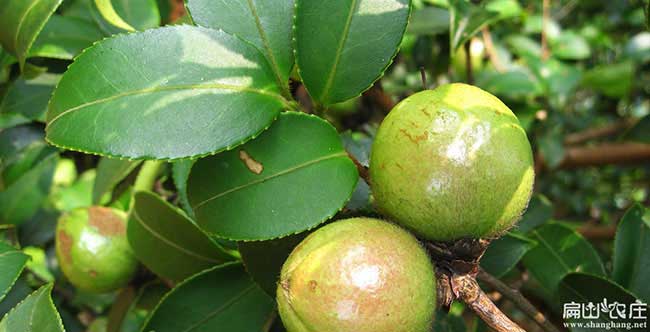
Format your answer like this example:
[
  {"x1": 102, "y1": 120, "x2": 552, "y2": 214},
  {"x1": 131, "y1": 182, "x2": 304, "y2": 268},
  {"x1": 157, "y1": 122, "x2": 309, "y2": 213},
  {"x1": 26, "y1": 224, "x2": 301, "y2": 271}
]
[
  {"x1": 319, "y1": 0, "x2": 358, "y2": 103},
  {"x1": 181, "y1": 284, "x2": 257, "y2": 332},
  {"x1": 47, "y1": 83, "x2": 285, "y2": 127},
  {"x1": 192, "y1": 151, "x2": 348, "y2": 210},
  {"x1": 13, "y1": 0, "x2": 42, "y2": 55},
  {"x1": 132, "y1": 208, "x2": 222, "y2": 264},
  {"x1": 245, "y1": 0, "x2": 290, "y2": 97}
]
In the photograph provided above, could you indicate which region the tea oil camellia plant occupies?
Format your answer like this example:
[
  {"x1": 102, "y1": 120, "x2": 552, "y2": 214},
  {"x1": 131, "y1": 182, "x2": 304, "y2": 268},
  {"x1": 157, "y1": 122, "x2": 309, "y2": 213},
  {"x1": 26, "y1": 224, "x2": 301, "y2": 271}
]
[{"x1": 1, "y1": 0, "x2": 650, "y2": 332}]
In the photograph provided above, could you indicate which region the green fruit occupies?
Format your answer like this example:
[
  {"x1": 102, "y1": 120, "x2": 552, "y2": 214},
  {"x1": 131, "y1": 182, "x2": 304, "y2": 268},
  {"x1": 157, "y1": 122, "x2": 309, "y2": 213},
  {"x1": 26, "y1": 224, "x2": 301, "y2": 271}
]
[
  {"x1": 55, "y1": 206, "x2": 138, "y2": 293},
  {"x1": 277, "y1": 218, "x2": 436, "y2": 332},
  {"x1": 370, "y1": 83, "x2": 534, "y2": 241}
]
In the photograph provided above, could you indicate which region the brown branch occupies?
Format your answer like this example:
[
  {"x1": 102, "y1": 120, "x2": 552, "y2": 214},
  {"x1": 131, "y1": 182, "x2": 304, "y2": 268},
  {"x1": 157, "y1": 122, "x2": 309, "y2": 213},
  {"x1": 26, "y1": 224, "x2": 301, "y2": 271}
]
[
  {"x1": 537, "y1": 143, "x2": 650, "y2": 170},
  {"x1": 347, "y1": 152, "x2": 370, "y2": 185},
  {"x1": 481, "y1": 27, "x2": 505, "y2": 72},
  {"x1": 478, "y1": 269, "x2": 562, "y2": 332},
  {"x1": 564, "y1": 119, "x2": 636, "y2": 145},
  {"x1": 453, "y1": 274, "x2": 526, "y2": 332},
  {"x1": 363, "y1": 83, "x2": 395, "y2": 113},
  {"x1": 559, "y1": 143, "x2": 650, "y2": 168},
  {"x1": 169, "y1": 0, "x2": 186, "y2": 22},
  {"x1": 577, "y1": 224, "x2": 617, "y2": 240}
]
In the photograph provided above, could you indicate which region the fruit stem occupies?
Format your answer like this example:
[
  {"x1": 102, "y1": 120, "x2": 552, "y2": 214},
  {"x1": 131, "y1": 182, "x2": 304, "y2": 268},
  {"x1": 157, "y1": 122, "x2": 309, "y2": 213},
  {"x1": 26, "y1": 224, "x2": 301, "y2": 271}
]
[
  {"x1": 477, "y1": 268, "x2": 562, "y2": 332},
  {"x1": 347, "y1": 152, "x2": 370, "y2": 185}
]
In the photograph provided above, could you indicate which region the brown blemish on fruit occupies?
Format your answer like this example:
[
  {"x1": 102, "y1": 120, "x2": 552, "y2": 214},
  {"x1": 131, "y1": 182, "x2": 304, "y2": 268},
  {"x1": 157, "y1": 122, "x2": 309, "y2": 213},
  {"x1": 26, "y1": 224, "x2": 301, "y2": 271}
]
[
  {"x1": 89, "y1": 207, "x2": 125, "y2": 236},
  {"x1": 58, "y1": 230, "x2": 73, "y2": 264},
  {"x1": 89, "y1": 270, "x2": 98, "y2": 278},
  {"x1": 399, "y1": 128, "x2": 428, "y2": 144},
  {"x1": 420, "y1": 108, "x2": 431, "y2": 116},
  {"x1": 239, "y1": 150, "x2": 263, "y2": 175},
  {"x1": 308, "y1": 280, "x2": 318, "y2": 291}
]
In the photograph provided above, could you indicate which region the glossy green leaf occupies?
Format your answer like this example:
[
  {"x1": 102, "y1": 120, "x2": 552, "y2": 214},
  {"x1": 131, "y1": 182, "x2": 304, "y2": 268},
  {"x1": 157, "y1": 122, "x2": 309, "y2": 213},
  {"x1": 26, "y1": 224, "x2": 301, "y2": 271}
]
[
  {"x1": 63, "y1": 0, "x2": 122, "y2": 36},
  {"x1": 93, "y1": 157, "x2": 142, "y2": 204},
  {"x1": 0, "y1": 73, "x2": 61, "y2": 121},
  {"x1": 295, "y1": 0, "x2": 411, "y2": 105},
  {"x1": 0, "y1": 114, "x2": 31, "y2": 130},
  {"x1": 406, "y1": 6, "x2": 449, "y2": 35},
  {"x1": 476, "y1": 68, "x2": 543, "y2": 100},
  {"x1": 187, "y1": 0, "x2": 294, "y2": 96},
  {"x1": 582, "y1": 61, "x2": 634, "y2": 98},
  {"x1": 239, "y1": 232, "x2": 307, "y2": 296},
  {"x1": 128, "y1": 191, "x2": 235, "y2": 282},
  {"x1": 516, "y1": 195, "x2": 553, "y2": 233},
  {"x1": 111, "y1": 0, "x2": 160, "y2": 31},
  {"x1": 558, "y1": 273, "x2": 644, "y2": 331},
  {"x1": 30, "y1": 15, "x2": 104, "y2": 60},
  {"x1": 46, "y1": 25, "x2": 287, "y2": 160},
  {"x1": 142, "y1": 263, "x2": 276, "y2": 332},
  {"x1": 0, "y1": 0, "x2": 63, "y2": 68},
  {"x1": 23, "y1": 246, "x2": 54, "y2": 282},
  {"x1": 612, "y1": 204, "x2": 650, "y2": 303},
  {"x1": 485, "y1": 0, "x2": 522, "y2": 19},
  {"x1": 0, "y1": 153, "x2": 58, "y2": 225},
  {"x1": 188, "y1": 112, "x2": 358, "y2": 240},
  {"x1": 506, "y1": 34, "x2": 542, "y2": 59},
  {"x1": 480, "y1": 232, "x2": 537, "y2": 278},
  {"x1": 0, "y1": 125, "x2": 51, "y2": 186},
  {"x1": 0, "y1": 279, "x2": 31, "y2": 318},
  {"x1": 551, "y1": 31, "x2": 591, "y2": 60},
  {"x1": 94, "y1": 0, "x2": 137, "y2": 31},
  {"x1": 171, "y1": 159, "x2": 195, "y2": 217},
  {"x1": 523, "y1": 222, "x2": 606, "y2": 296},
  {"x1": 449, "y1": 0, "x2": 499, "y2": 52},
  {"x1": 0, "y1": 241, "x2": 29, "y2": 302},
  {"x1": 0, "y1": 284, "x2": 65, "y2": 332}
]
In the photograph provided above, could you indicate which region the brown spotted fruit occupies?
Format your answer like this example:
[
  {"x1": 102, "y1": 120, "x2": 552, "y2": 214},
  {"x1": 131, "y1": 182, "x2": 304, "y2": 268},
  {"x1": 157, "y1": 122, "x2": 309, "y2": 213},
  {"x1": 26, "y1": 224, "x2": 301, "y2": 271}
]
[
  {"x1": 56, "y1": 206, "x2": 137, "y2": 293},
  {"x1": 370, "y1": 83, "x2": 534, "y2": 241},
  {"x1": 277, "y1": 218, "x2": 435, "y2": 332}
]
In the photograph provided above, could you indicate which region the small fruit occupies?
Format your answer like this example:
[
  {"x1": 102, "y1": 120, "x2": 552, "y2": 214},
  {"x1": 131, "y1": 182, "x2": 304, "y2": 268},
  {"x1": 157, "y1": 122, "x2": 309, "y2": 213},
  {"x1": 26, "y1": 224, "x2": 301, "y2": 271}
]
[
  {"x1": 277, "y1": 218, "x2": 435, "y2": 332},
  {"x1": 370, "y1": 83, "x2": 534, "y2": 241},
  {"x1": 55, "y1": 206, "x2": 138, "y2": 293}
]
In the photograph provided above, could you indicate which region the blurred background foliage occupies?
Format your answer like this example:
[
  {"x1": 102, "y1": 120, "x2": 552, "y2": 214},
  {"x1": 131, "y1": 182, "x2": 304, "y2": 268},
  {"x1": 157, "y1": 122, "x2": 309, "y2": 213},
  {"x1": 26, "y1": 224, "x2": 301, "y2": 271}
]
[{"x1": 0, "y1": 0, "x2": 649, "y2": 331}]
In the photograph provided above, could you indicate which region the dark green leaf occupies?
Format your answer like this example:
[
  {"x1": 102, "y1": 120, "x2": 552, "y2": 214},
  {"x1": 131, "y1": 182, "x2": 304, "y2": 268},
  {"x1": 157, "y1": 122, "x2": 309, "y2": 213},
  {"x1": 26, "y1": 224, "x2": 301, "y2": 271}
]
[
  {"x1": 0, "y1": 125, "x2": 51, "y2": 186},
  {"x1": 0, "y1": 153, "x2": 58, "y2": 225},
  {"x1": 128, "y1": 191, "x2": 235, "y2": 282},
  {"x1": 0, "y1": 114, "x2": 31, "y2": 130},
  {"x1": 612, "y1": 204, "x2": 650, "y2": 303},
  {"x1": 407, "y1": 6, "x2": 449, "y2": 35},
  {"x1": 295, "y1": 0, "x2": 411, "y2": 105},
  {"x1": 0, "y1": 284, "x2": 65, "y2": 332},
  {"x1": 505, "y1": 34, "x2": 542, "y2": 59},
  {"x1": 93, "y1": 157, "x2": 141, "y2": 204},
  {"x1": 558, "y1": 273, "x2": 645, "y2": 331},
  {"x1": 239, "y1": 232, "x2": 307, "y2": 296},
  {"x1": 582, "y1": 61, "x2": 634, "y2": 98},
  {"x1": 171, "y1": 159, "x2": 195, "y2": 217},
  {"x1": 481, "y1": 232, "x2": 537, "y2": 278},
  {"x1": 188, "y1": 112, "x2": 358, "y2": 240},
  {"x1": 30, "y1": 15, "x2": 104, "y2": 60},
  {"x1": 187, "y1": 0, "x2": 294, "y2": 96},
  {"x1": 0, "y1": 0, "x2": 63, "y2": 68},
  {"x1": 523, "y1": 222, "x2": 606, "y2": 296},
  {"x1": 46, "y1": 25, "x2": 287, "y2": 160},
  {"x1": 517, "y1": 195, "x2": 553, "y2": 233},
  {"x1": 0, "y1": 73, "x2": 61, "y2": 121},
  {"x1": 449, "y1": 0, "x2": 500, "y2": 52},
  {"x1": 142, "y1": 263, "x2": 276, "y2": 332},
  {"x1": 0, "y1": 241, "x2": 29, "y2": 302},
  {"x1": 95, "y1": 0, "x2": 160, "y2": 31},
  {"x1": 476, "y1": 68, "x2": 544, "y2": 100},
  {"x1": 0, "y1": 279, "x2": 31, "y2": 318}
]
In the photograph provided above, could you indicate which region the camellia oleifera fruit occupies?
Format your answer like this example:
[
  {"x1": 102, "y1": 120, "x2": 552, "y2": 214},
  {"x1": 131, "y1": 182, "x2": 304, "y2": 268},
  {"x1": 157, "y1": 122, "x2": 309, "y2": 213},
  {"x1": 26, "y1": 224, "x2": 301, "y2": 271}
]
[
  {"x1": 277, "y1": 218, "x2": 436, "y2": 332},
  {"x1": 370, "y1": 83, "x2": 534, "y2": 241},
  {"x1": 56, "y1": 206, "x2": 138, "y2": 293}
]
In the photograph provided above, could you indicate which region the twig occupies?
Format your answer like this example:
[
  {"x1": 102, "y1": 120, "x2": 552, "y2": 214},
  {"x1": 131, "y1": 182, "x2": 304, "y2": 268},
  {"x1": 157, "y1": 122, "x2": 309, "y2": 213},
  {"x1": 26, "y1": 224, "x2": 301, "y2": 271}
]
[
  {"x1": 453, "y1": 274, "x2": 526, "y2": 332},
  {"x1": 481, "y1": 27, "x2": 505, "y2": 72},
  {"x1": 564, "y1": 119, "x2": 636, "y2": 145},
  {"x1": 347, "y1": 152, "x2": 370, "y2": 185},
  {"x1": 464, "y1": 41, "x2": 474, "y2": 84},
  {"x1": 478, "y1": 269, "x2": 562, "y2": 332},
  {"x1": 559, "y1": 143, "x2": 650, "y2": 168},
  {"x1": 541, "y1": 0, "x2": 550, "y2": 61},
  {"x1": 577, "y1": 224, "x2": 617, "y2": 240},
  {"x1": 420, "y1": 67, "x2": 427, "y2": 90},
  {"x1": 363, "y1": 83, "x2": 395, "y2": 113}
]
